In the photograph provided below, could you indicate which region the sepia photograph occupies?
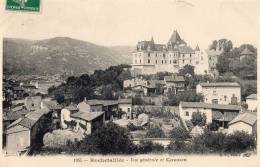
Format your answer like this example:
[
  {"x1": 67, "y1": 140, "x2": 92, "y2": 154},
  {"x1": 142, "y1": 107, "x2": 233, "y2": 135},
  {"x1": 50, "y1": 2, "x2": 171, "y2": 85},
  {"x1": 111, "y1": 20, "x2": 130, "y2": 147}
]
[{"x1": 0, "y1": 0, "x2": 259, "y2": 166}]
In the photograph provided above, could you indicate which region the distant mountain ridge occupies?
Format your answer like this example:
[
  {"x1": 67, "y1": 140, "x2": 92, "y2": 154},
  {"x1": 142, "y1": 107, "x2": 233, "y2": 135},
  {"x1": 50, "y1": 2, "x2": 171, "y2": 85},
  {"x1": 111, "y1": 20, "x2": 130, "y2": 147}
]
[{"x1": 3, "y1": 37, "x2": 134, "y2": 76}]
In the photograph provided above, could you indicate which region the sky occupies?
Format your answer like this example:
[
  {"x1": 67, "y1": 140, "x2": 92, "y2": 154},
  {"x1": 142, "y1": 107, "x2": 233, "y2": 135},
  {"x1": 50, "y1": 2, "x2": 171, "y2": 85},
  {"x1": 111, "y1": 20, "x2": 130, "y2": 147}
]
[{"x1": 1, "y1": 0, "x2": 260, "y2": 50}]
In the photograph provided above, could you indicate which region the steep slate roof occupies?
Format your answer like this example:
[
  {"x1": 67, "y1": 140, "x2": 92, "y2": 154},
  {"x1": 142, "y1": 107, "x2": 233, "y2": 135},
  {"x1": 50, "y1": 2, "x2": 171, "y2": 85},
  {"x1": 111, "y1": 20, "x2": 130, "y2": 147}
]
[
  {"x1": 240, "y1": 47, "x2": 254, "y2": 55},
  {"x1": 178, "y1": 45, "x2": 195, "y2": 54},
  {"x1": 246, "y1": 94, "x2": 257, "y2": 100},
  {"x1": 180, "y1": 102, "x2": 241, "y2": 111},
  {"x1": 168, "y1": 30, "x2": 186, "y2": 45},
  {"x1": 71, "y1": 111, "x2": 104, "y2": 122},
  {"x1": 195, "y1": 45, "x2": 200, "y2": 51},
  {"x1": 228, "y1": 112, "x2": 257, "y2": 126},
  {"x1": 164, "y1": 75, "x2": 185, "y2": 82},
  {"x1": 199, "y1": 82, "x2": 240, "y2": 87}
]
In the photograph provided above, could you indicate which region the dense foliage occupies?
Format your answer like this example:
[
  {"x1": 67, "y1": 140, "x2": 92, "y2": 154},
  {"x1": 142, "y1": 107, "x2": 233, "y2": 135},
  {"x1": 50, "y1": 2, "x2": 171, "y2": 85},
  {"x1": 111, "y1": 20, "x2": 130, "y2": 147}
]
[
  {"x1": 146, "y1": 126, "x2": 166, "y2": 138},
  {"x1": 191, "y1": 111, "x2": 207, "y2": 127},
  {"x1": 48, "y1": 64, "x2": 131, "y2": 104},
  {"x1": 166, "y1": 91, "x2": 203, "y2": 106}
]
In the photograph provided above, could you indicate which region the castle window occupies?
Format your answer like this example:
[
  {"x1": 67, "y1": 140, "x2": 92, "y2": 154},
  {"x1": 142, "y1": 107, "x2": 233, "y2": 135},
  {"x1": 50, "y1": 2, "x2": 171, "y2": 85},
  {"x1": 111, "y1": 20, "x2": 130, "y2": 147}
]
[
  {"x1": 165, "y1": 60, "x2": 167, "y2": 64},
  {"x1": 170, "y1": 60, "x2": 171, "y2": 64},
  {"x1": 148, "y1": 52, "x2": 150, "y2": 57},
  {"x1": 183, "y1": 60, "x2": 184, "y2": 63},
  {"x1": 135, "y1": 60, "x2": 137, "y2": 64},
  {"x1": 163, "y1": 53, "x2": 166, "y2": 58},
  {"x1": 156, "y1": 60, "x2": 157, "y2": 64},
  {"x1": 190, "y1": 54, "x2": 192, "y2": 57},
  {"x1": 162, "y1": 60, "x2": 163, "y2": 64},
  {"x1": 148, "y1": 59, "x2": 150, "y2": 64},
  {"x1": 140, "y1": 60, "x2": 141, "y2": 64}
]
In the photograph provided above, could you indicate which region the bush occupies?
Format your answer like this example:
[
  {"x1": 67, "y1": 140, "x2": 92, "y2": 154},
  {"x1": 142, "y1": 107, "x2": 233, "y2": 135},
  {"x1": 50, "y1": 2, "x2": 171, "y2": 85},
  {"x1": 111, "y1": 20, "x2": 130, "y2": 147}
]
[
  {"x1": 127, "y1": 122, "x2": 144, "y2": 131},
  {"x1": 146, "y1": 126, "x2": 166, "y2": 138},
  {"x1": 78, "y1": 122, "x2": 136, "y2": 154},
  {"x1": 223, "y1": 131, "x2": 256, "y2": 153},
  {"x1": 169, "y1": 127, "x2": 190, "y2": 142},
  {"x1": 191, "y1": 130, "x2": 256, "y2": 154},
  {"x1": 167, "y1": 91, "x2": 203, "y2": 106},
  {"x1": 191, "y1": 111, "x2": 207, "y2": 127},
  {"x1": 138, "y1": 140, "x2": 164, "y2": 154},
  {"x1": 207, "y1": 122, "x2": 219, "y2": 131},
  {"x1": 167, "y1": 141, "x2": 192, "y2": 154},
  {"x1": 185, "y1": 120, "x2": 194, "y2": 132}
]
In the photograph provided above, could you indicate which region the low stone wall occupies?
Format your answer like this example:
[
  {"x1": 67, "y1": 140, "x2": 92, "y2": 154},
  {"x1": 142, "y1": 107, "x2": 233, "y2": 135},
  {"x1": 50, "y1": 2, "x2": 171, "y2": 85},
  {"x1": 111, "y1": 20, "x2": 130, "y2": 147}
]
[
  {"x1": 132, "y1": 105, "x2": 179, "y2": 116},
  {"x1": 131, "y1": 138, "x2": 171, "y2": 148}
]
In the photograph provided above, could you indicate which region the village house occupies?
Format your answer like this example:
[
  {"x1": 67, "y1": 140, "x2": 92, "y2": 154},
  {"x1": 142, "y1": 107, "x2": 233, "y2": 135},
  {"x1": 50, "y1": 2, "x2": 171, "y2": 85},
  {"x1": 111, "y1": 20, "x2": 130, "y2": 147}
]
[
  {"x1": 70, "y1": 111, "x2": 105, "y2": 135},
  {"x1": 20, "y1": 83, "x2": 37, "y2": 95},
  {"x1": 60, "y1": 101, "x2": 105, "y2": 135},
  {"x1": 206, "y1": 49, "x2": 223, "y2": 76},
  {"x1": 228, "y1": 112, "x2": 257, "y2": 136},
  {"x1": 12, "y1": 86, "x2": 25, "y2": 100},
  {"x1": 29, "y1": 79, "x2": 58, "y2": 95},
  {"x1": 179, "y1": 102, "x2": 241, "y2": 128},
  {"x1": 118, "y1": 98, "x2": 132, "y2": 119},
  {"x1": 246, "y1": 94, "x2": 257, "y2": 111},
  {"x1": 2, "y1": 107, "x2": 30, "y2": 148},
  {"x1": 123, "y1": 77, "x2": 147, "y2": 89},
  {"x1": 196, "y1": 82, "x2": 241, "y2": 105},
  {"x1": 88, "y1": 100, "x2": 118, "y2": 121},
  {"x1": 5, "y1": 108, "x2": 52, "y2": 154},
  {"x1": 164, "y1": 75, "x2": 185, "y2": 94}
]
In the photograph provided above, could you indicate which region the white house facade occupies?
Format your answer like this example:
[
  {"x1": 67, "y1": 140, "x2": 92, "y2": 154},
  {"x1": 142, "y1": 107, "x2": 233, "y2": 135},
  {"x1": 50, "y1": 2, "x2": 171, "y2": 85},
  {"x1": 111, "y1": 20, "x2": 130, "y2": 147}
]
[{"x1": 196, "y1": 82, "x2": 241, "y2": 105}]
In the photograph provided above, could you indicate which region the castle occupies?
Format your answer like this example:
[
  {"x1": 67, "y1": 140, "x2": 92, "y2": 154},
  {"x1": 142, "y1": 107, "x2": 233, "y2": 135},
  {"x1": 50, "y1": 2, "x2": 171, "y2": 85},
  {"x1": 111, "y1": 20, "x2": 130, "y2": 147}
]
[{"x1": 131, "y1": 30, "x2": 208, "y2": 75}]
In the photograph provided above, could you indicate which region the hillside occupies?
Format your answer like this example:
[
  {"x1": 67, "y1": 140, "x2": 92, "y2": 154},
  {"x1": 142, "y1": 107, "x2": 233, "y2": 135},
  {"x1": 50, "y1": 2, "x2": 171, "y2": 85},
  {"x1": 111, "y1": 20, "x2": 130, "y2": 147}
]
[{"x1": 3, "y1": 37, "x2": 134, "y2": 76}]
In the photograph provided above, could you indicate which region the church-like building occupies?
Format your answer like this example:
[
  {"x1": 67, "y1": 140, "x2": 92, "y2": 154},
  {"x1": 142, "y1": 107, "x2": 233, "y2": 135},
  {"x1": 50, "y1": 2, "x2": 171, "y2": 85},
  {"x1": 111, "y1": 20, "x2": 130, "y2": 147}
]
[{"x1": 131, "y1": 30, "x2": 208, "y2": 75}]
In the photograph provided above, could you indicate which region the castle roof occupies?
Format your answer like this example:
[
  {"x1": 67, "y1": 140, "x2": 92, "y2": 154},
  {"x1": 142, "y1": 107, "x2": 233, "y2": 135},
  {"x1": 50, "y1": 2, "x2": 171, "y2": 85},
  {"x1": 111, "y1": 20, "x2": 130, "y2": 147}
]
[
  {"x1": 195, "y1": 45, "x2": 200, "y2": 51},
  {"x1": 168, "y1": 30, "x2": 184, "y2": 44},
  {"x1": 178, "y1": 45, "x2": 195, "y2": 54}
]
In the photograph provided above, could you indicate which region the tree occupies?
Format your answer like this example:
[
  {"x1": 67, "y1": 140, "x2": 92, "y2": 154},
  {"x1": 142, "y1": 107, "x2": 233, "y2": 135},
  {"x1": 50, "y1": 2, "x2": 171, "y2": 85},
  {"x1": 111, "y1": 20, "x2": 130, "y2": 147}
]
[
  {"x1": 191, "y1": 111, "x2": 207, "y2": 127},
  {"x1": 167, "y1": 91, "x2": 203, "y2": 106},
  {"x1": 78, "y1": 122, "x2": 135, "y2": 154},
  {"x1": 179, "y1": 65, "x2": 194, "y2": 76},
  {"x1": 216, "y1": 55, "x2": 231, "y2": 74},
  {"x1": 54, "y1": 93, "x2": 65, "y2": 104},
  {"x1": 146, "y1": 126, "x2": 166, "y2": 138},
  {"x1": 169, "y1": 127, "x2": 190, "y2": 141}
]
